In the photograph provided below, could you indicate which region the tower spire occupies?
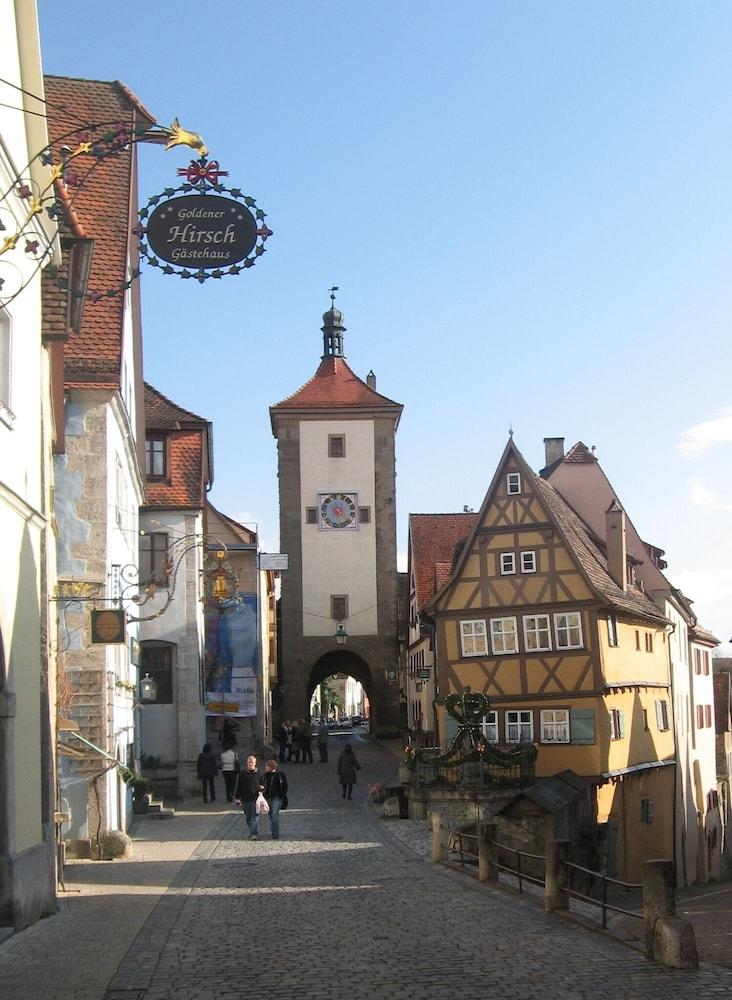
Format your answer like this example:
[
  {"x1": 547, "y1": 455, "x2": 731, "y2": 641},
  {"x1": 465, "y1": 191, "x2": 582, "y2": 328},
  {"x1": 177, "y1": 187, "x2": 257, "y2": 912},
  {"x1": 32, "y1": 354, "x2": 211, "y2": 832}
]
[{"x1": 321, "y1": 286, "x2": 346, "y2": 358}]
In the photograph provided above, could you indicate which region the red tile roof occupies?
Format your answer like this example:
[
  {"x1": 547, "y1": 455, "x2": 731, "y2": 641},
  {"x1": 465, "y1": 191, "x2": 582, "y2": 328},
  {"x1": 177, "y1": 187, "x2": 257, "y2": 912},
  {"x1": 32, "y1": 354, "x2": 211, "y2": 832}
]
[
  {"x1": 271, "y1": 357, "x2": 402, "y2": 425},
  {"x1": 563, "y1": 441, "x2": 597, "y2": 464},
  {"x1": 409, "y1": 513, "x2": 479, "y2": 610},
  {"x1": 44, "y1": 76, "x2": 155, "y2": 390},
  {"x1": 144, "y1": 430, "x2": 205, "y2": 509},
  {"x1": 143, "y1": 383, "x2": 212, "y2": 506},
  {"x1": 144, "y1": 382, "x2": 209, "y2": 429}
]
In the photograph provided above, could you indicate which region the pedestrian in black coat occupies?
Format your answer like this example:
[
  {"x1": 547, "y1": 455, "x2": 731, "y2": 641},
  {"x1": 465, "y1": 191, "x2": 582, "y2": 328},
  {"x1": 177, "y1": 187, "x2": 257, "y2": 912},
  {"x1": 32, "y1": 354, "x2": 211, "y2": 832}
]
[
  {"x1": 197, "y1": 743, "x2": 218, "y2": 803},
  {"x1": 337, "y1": 743, "x2": 361, "y2": 799}
]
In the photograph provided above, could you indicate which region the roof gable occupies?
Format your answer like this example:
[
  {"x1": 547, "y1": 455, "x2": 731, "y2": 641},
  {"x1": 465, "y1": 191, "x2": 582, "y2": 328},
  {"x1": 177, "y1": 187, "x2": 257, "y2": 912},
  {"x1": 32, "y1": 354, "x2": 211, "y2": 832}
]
[
  {"x1": 270, "y1": 356, "x2": 402, "y2": 430},
  {"x1": 427, "y1": 439, "x2": 666, "y2": 624}
]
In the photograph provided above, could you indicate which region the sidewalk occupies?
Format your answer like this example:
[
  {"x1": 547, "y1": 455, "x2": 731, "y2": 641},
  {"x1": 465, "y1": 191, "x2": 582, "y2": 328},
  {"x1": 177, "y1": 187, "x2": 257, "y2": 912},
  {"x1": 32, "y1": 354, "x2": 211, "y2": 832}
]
[{"x1": 0, "y1": 801, "x2": 232, "y2": 1000}]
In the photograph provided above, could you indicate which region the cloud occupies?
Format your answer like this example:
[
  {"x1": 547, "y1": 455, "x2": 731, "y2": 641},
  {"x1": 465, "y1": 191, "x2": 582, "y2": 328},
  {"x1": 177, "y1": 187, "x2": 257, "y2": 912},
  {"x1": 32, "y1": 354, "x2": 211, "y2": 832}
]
[
  {"x1": 689, "y1": 479, "x2": 732, "y2": 512},
  {"x1": 677, "y1": 406, "x2": 732, "y2": 458}
]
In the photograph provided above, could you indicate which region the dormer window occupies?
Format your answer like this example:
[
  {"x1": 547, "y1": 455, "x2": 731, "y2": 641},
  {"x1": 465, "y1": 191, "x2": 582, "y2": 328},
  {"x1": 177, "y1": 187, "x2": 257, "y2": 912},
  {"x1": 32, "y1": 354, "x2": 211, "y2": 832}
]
[
  {"x1": 145, "y1": 435, "x2": 166, "y2": 477},
  {"x1": 506, "y1": 472, "x2": 521, "y2": 495}
]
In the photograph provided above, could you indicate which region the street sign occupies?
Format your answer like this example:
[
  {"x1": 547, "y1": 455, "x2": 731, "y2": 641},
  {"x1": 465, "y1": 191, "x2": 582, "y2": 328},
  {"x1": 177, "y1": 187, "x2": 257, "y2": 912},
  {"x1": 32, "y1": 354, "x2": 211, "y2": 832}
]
[{"x1": 260, "y1": 553, "x2": 288, "y2": 571}]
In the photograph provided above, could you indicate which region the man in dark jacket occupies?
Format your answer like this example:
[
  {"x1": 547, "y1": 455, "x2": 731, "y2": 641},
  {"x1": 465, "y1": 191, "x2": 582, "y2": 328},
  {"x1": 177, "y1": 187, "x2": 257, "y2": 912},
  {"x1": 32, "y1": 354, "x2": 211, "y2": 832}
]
[
  {"x1": 235, "y1": 755, "x2": 262, "y2": 839},
  {"x1": 197, "y1": 744, "x2": 218, "y2": 803}
]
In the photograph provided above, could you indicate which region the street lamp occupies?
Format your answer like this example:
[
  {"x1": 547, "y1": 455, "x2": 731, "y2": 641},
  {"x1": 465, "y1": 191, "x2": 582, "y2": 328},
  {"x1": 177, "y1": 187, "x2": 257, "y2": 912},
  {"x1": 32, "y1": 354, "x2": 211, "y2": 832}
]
[{"x1": 335, "y1": 622, "x2": 348, "y2": 645}]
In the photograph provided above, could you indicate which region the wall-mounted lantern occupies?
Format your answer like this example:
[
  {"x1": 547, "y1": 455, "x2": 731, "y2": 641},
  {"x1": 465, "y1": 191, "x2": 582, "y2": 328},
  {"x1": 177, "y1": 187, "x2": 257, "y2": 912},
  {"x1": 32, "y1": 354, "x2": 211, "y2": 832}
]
[
  {"x1": 139, "y1": 673, "x2": 158, "y2": 703},
  {"x1": 335, "y1": 622, "x2": 348, "y2": 646}
]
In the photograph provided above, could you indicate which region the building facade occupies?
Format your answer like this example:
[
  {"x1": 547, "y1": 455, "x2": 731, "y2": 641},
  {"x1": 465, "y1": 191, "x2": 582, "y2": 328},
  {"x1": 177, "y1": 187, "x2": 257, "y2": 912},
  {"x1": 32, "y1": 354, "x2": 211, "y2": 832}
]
[
  {"x1": 544, "y1": 438, "x2": 721, "y2": 884},
  {"x1": 47, "y1": 77, "x2": 153, "y2": 848},
  {"x1": 0, "y1": 0, "x2": 60, "y2": 932},
  {"x1": 406, "y1": 513, "x2": 477, "y2": 742},
  {"x1": 137, "y1": 383, "x2": 212, "y2": 798},
  {"x1": 426, "y1": 439, "x2": 675, "y2": 881},
  {"x1": 270, "y1": 300, "x2": 402, "y2": 735}
]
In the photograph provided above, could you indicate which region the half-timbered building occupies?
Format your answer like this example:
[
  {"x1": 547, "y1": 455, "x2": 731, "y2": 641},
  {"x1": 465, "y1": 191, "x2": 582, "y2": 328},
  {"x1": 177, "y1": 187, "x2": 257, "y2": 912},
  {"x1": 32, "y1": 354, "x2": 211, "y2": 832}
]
[{"x1": 426, "y1": 439, "x2": 675, "y2": 881}]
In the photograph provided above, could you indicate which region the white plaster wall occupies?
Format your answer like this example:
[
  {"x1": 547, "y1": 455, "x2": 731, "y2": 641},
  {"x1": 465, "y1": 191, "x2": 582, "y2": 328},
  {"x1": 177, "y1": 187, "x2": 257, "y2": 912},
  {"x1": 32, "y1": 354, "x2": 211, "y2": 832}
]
[
  {"x1": 138, "y1": 509, "x2": 205, "y2": 767},
  {"x1": 0, "y1": 1, "x2": 57, "y2": 856},
  {"x1": 300, "y1": 420, "x2": 377, "y2": 635}
]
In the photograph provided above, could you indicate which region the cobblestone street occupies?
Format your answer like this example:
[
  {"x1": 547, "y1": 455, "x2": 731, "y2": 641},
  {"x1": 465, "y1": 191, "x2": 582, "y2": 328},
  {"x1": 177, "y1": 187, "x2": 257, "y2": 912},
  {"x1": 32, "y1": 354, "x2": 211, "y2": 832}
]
[{"x1": 1, "y1": 735, "x2": 731, "y2": 1000}]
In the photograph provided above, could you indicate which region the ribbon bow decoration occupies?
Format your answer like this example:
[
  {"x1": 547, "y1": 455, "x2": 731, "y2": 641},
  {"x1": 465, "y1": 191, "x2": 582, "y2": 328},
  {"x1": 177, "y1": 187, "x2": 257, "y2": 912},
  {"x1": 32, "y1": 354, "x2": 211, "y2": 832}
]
[{"x1": 176, "y1": 159, "x2": 229, "y2": 186}]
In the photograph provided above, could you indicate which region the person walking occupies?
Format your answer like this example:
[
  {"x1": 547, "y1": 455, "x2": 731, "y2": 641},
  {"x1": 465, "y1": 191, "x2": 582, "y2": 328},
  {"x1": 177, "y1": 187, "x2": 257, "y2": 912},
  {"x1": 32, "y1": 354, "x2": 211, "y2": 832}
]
[
  {"x1": 262, "y1": 759, "x2": 288, "y2": 840},
  {"x1": 234, "y1": 755, "x2": 262, "y2": 839},
  {"x1": 196, "y1": 743, "x2": 218, "y2": 803},
  {"x1": 220, "y1": 743, "x2": 239, "y2": 802},
  {"x1": 317, "y1": 718, "x2": 329, "y2": 763},
  {"x1": 336, "y1": 743, "x2": 361, "y2": 800},
  {"x1": 299, "y1": 719, "x2": 314, "y2": 764},
  {"x1": 275, "y1": 722, "x2": 288, "y2": 763}
]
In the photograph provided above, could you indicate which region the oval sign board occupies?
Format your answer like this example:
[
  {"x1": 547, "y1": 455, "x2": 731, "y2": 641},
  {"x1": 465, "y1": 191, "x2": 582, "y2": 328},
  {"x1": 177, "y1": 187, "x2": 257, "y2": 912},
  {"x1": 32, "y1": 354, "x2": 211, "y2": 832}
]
[{"x1": 145, "y1": 194, "x2": 258, "y2": 269}]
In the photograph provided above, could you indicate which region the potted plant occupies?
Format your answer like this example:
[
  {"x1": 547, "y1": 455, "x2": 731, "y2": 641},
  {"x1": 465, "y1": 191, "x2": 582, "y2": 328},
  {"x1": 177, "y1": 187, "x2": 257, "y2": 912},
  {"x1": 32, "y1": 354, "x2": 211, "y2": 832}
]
[{"x1": 130, "y1": 776, "x2": 152, "y2": 814}]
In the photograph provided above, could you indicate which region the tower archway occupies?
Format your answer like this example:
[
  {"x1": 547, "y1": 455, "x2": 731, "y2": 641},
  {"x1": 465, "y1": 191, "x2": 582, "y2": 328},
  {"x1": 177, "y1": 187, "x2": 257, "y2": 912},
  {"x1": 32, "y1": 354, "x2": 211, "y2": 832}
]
[{"x1": 306, "y1": 649, "x2": 373, "y2": 722}]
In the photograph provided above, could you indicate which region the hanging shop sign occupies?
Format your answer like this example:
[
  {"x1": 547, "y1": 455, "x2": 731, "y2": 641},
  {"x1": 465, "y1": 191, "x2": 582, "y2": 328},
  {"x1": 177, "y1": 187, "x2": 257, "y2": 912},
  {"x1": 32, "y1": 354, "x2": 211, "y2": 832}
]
[
  {"x1": 90, "y1": 609, "x2": 126, "y2": 644},
  {"x1": 137, "y1": 158, "x2": 272, "y2": 284}
]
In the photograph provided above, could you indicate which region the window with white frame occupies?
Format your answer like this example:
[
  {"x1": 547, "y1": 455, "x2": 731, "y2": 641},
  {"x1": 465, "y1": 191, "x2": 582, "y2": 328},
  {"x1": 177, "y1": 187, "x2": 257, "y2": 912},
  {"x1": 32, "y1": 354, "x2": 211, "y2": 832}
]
[
  {"x1": 654, "y1": 699, "x2": 669, "y2": 732},
  {"x1": 521, "y1": 550, "x2": 537, "y2": 573},
  {"x1": 490, "y1": 616, "x2": 518, "y2": 654},
  {"x1": 500, "y1": 552, "x2": 516, "y2": 575},
  {"x1": 506, "y1": 472, "x2": 521, "y2": 495},
  {"x1": 481, "y1": 710, "x2": 498, "y2": 743},
  {"x1": 540, "y1": 709, "x2": 570, "y2": 743},
  {"x1": 554, "y1": 611, "x2": 583, "y2": 649},
  {"x1": 506, "y1": 709, "x2": 533, "y2": 743},
  {"x1": 523, "y1": 614, "x2": 551, "y2": 651},
  {"x1": 460, "y1": 619, "x2": 488, "y2": 656},
  {"x1": 609, "y1": 707, "x2": 625, "y2": 740}
]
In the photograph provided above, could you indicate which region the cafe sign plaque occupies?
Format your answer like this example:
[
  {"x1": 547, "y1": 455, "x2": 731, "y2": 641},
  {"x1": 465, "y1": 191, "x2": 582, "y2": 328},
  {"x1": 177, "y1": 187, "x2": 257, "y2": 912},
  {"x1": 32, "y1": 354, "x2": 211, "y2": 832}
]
[{"x1": 138, "y1": 158, "x2": 272, "y2": 283}]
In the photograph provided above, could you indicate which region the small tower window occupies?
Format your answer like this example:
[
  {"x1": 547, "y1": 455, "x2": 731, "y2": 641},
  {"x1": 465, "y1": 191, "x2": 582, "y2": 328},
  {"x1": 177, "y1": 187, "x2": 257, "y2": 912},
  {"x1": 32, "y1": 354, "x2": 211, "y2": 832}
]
[
  {"x1": 506, "y1": 472, "x2": 521, "y2": 495},
  {"x1": 331, "y1": 595, "x2": 348, "y2": 620},
  {"x1": 328, "y1": 434, "x2": 345, "y2": 458}
]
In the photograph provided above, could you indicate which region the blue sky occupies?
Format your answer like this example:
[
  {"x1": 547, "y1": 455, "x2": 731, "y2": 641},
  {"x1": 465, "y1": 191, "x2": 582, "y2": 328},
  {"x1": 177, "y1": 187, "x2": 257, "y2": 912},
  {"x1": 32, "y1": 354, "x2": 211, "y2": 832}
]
[{"x1": 37, "y1": 1, "x2": 732, "y2": 646}]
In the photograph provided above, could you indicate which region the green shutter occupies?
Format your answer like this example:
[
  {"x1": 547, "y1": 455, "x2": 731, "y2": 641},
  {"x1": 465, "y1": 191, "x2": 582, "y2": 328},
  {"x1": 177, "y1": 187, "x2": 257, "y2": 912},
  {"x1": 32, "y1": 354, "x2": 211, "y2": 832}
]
[
  {"x1": 443, "y1": 712, "x2": 458, "y2": 749},
  {"x1": 570, "y1": 708, "x2": 596, "y2": 745}
]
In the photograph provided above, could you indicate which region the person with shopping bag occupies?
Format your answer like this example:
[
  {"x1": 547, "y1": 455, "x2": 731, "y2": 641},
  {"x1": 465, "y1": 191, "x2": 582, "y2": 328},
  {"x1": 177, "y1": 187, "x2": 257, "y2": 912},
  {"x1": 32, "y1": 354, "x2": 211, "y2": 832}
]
[
  {"x1": 262, "y1": 759, "x2": 288, "y2": 840},
  {"x1": 234, "y1": 755, "x2": 262, "y2": 840}
]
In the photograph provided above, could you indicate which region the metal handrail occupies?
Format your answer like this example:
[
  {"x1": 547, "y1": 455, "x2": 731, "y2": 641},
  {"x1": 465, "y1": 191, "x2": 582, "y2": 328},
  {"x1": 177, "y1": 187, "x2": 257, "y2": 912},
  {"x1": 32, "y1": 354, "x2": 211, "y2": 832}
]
[
  {"x1": 563, "y1": 859, "x2": 642, "y2": 929},
  {"x1": 493, "y1": 840, "x2": 545, "y2": 893}
]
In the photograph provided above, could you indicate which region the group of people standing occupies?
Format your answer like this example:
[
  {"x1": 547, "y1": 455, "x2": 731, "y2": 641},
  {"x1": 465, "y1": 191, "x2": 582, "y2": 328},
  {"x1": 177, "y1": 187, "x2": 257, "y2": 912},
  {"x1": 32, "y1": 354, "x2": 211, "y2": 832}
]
[
  {"x1": 275, "y1": 720, "x2": 318, "y2": 764},
  {"x1": 195, "y1": 720, "x2": 363, "y2": 839},
  {"x1": 276, "y1": 718, "x2": 333, "y2": 763}
]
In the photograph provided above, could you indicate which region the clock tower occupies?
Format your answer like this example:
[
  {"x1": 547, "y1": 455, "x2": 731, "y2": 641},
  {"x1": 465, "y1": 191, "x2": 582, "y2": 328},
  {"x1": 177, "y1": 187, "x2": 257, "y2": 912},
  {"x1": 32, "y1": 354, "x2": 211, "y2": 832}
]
[{"x1": 270, "y1": 297, "x2": 403, "y2": 734}]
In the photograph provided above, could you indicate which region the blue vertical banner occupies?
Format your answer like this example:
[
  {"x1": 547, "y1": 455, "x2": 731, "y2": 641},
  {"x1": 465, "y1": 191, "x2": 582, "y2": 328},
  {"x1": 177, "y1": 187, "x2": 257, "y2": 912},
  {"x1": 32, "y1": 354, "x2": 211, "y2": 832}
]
[{"x1": 204, "y1": 592, "x2": 258, "y2": 716}]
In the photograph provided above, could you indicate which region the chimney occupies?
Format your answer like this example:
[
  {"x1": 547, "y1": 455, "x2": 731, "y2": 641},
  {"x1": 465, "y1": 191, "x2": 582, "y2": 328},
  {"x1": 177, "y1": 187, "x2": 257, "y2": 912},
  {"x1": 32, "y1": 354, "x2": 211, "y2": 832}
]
[
  {"x1": 543, "y1": 437, "x2": 565, "y2": 467},
  {"x1": 605, "y1": 499, "x2": 627, "y2": 590},
  {"x1": 366, "y1": 370, "x2": 376, "y2": 389}
]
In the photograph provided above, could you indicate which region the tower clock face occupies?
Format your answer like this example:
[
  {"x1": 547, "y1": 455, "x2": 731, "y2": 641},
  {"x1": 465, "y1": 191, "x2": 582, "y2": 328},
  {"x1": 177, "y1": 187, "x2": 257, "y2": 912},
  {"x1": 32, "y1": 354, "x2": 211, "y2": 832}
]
[{"x1": 319, "y1": 492, "x2": 358, "y2": 529}]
